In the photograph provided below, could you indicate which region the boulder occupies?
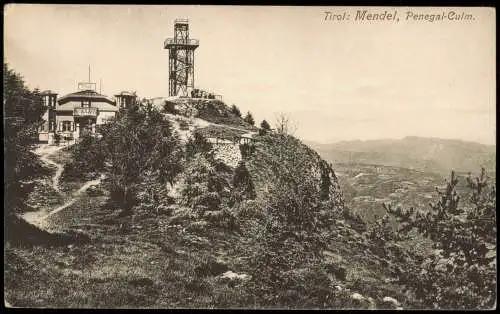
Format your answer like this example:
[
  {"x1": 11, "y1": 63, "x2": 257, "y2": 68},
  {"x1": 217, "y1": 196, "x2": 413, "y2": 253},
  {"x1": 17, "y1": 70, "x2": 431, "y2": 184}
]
[
  {"x1": 324, "y1": 262, "x2": 347, "y2": 281},
  {"x1": 350, "y1": 293, "x2": 364, "y2": 301},
  {"x1": 186, "y1": 220, "x2": 210, "y2": 233},
  {"x1": 382, "y1": 296, "x2": 401, "y2": 308},
  {"x1": 195, "y1": 258, "x2": 229, "y2": 276},
  {"x1": 220, "y1": 270, "x2": 250, "y2": 281}
]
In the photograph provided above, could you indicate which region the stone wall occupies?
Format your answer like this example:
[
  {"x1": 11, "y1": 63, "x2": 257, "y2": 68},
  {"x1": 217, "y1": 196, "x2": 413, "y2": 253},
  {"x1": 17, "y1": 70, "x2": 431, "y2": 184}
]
[{"x1": 212, "y1": 143, "x2": 242, "y2": 169}]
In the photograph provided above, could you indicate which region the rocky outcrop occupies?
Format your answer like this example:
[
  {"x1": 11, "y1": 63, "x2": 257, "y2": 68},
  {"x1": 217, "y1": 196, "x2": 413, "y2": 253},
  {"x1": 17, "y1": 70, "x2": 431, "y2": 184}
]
[
  {"x1": 212, "y1": 143, "x2": 242, "y2": 169},
  {"x1": 243, "y1": 133, "x2": 344, "y2": 210}
]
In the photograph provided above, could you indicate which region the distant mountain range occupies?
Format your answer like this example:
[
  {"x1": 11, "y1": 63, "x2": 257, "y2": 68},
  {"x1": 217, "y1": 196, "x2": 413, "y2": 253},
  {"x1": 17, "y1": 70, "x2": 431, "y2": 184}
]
[{"x1": 306, "y1": 136, "x2": 496, "y2": 174}]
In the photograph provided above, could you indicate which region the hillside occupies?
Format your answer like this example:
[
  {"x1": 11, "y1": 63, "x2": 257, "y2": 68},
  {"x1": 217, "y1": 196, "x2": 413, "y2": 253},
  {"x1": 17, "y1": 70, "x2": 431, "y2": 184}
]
[
  {"x1": 5, "y1": 99, "x2": 496, "y2": 309},
  {"x1": 11, "y1": 99, "x2": 398, "y2": 309},
  {"x1": 306, "y1": 136, "x2": 496, "y2": 174}
]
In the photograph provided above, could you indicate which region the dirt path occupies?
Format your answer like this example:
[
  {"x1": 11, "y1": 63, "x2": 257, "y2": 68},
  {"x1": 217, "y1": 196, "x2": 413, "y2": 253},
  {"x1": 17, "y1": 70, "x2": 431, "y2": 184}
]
[
  {"x1": 23, "y1": 144, "x2": 104, "y2": 230},
  {"x1": 163, "y1": 113, "x2": 257, "y2": 143},
  {"x1": 38, "y1": 149, "x2": 65, "y2": 193}
]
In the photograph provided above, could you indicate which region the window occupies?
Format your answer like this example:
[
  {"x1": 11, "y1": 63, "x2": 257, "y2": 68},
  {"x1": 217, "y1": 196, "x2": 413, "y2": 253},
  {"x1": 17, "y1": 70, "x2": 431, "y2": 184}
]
[
  {"x1": 39, "y1": 122, "x2": 48, "y2": 132},
  {"x1": 62, "y1": 121, "x2": 73, "y2": 132},
  {"x1": 82, "y1": 100, "x2": 91, "y2": 107}
]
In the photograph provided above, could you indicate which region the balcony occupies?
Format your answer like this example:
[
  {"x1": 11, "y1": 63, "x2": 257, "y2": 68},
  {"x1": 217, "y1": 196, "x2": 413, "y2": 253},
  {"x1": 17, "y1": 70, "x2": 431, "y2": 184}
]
[
  {"x1": 74, "y1": 107, "x2": 98, "y2": 117},
  {"x1": 164, "y1": 38, "x2": 199, "y2": 49},
  {"x1": 174, "y1": 18, "x2": 189, "y2": 24}
]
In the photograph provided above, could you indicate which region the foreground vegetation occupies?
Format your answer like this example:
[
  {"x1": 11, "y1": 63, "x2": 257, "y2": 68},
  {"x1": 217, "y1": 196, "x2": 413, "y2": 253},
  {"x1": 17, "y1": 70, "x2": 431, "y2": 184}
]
[{"x1": 4, "y1": 64, "x2": 496, "y2": 309}]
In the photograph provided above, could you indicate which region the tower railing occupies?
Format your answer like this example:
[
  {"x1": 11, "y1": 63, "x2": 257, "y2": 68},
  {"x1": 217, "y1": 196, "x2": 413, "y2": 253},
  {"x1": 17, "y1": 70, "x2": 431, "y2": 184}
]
[
  {"x1": 164, "y1": 38, "x2": 199, "y2": 47},
  {"x1": 174, "y1": 18, "x2": 189, "y2": 24}
]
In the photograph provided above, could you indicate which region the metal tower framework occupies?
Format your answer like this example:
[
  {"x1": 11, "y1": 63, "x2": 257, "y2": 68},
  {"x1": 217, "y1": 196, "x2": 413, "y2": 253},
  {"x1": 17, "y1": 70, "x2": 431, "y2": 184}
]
[{"x1": 164, "y1": 19, "x2": 199, "y2": 97}]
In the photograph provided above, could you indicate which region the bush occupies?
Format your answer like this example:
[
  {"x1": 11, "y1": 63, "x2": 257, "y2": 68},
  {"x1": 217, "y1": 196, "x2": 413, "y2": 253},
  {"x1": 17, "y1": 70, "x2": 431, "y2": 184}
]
[
  {"x1": 239, "y1": 143, "x2": 255, "y2": 159},
  {"x1": 178, "y1": 119, "x2": 190, "y2": 131},
  {"x1": 98, "y1": 105, "x2": 183, "y2": 212},
  {"x1": 4, "y1": 63, "x2": 47, "y2": 223},
  {"x1": 185, "y1": 132, "x2": 213, "y2": 160},
  {"x1": 62, "y1": 133, "x2": 105, "y2": 181},
  {"x1": 368, "y1": 169, "x2": 496, "y2": 309},
  {"x1": 53, "y1": 133, "x2": 61, "y2": 145},
  {"x1": 180, "y1": 154, "x2": 232, "y2": 212},
  {"x1": 243, "y1": 112, "x2": 255, "y2": 125},
  {"x1": 232, "y1": 162, "x2": 256, "y2": 200},
  {"x1": 164, "y1": 101, "x2": 179, "y2": 115},
  {"x1": 231, "y1": 104, "x2": 242, "y2": 117},
  {"x1": 259, "y1": 120, "x2": 271, "y2": 135}
]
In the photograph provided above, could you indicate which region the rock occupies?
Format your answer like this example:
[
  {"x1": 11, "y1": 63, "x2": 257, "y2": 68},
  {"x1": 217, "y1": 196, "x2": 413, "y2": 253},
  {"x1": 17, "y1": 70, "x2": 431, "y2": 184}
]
[
  {"x1": 220, "y1": 270, "x2": 250, "y2": 281},
  {"x1": 195, "y1": 258, "x2": 229, "y2": 276},
  {"x1": 324, "y1": 262, "x2": 347, "y2": 281},
  {"x1": 350, "y1": 293, "x2": 364, "y2": 301},
  {"x1": 382, "y1": 296, "x2": 400, "y2": 307},
  {"x1": 203, "y1": 210, "x2": 224, "y2": 221},
  {"x1": 186, "y1": 220, "x2": 210, "y2": 233},
  {"x1": 366, "y1": 297, "x2": 376, "y2": 309}
]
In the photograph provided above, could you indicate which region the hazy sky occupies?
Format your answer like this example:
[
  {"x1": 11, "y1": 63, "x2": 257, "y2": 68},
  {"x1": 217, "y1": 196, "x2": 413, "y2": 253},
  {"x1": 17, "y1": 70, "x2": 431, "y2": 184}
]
[{"x1": 4, "y1": 5, "x2": 496, "y2": 145}]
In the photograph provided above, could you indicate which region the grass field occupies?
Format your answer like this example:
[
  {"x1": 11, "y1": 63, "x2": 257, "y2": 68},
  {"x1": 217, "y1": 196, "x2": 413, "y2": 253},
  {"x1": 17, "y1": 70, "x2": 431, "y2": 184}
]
[{"x1": 6, "y1": 145, "x2": 491, "y2": 308}]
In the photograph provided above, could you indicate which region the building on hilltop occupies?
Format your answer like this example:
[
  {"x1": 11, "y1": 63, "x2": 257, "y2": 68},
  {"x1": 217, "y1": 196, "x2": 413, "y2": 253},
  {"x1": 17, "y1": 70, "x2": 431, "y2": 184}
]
[
  {"x1": 38, "y1": 80, "x2": 136, "y2": 144},
  {"x1": 115, "y1": 91, "x2": 138, "y2": 110}
]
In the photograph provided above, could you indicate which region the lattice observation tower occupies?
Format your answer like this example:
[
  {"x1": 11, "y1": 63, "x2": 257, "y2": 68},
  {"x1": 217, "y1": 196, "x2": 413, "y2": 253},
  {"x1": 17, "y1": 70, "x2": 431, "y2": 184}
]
[{"x1": 164, "y1": 19, "x2": 199, "y2": 97}]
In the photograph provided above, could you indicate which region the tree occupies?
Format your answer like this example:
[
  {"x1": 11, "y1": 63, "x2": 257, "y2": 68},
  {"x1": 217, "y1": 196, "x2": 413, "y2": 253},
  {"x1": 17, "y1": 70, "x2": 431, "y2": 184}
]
[
  {"x1": 63, "y1": 132, "x2": 105, "y2": 181},
  {"x1": 259, "y1": 119, "x2": 271, "y2": 135},
  {"x1": 181, "y1": 155, "x2": 232, "y2": 213},
  {"x1": 243, "y1": 111, "x2": 255, "y2": 125},
  {"x1": 3, "y1": 63, "x2": 46, "y2": 124},
  {"x1": 368, "y1": 169, "x2": 496, "y2": 309},
  {"x1": 231, "y1": 104, "x2": 242, "y2": 117},
  {"x1": 185, "y1": 132, "x2": 213, "y2": 160},
  {"x1": 232, "y1": 161, "x2": 256, "y2": 200},
  {"x1": 274, "y1": 112, "x2": 297, "y2": 135},
  {"x1": 4, "y1": 63, "x2": 47, "y2": 234},
  {"x1": 98, "y1": 105, "x2": 184, "y2": 212},
  {"x1": 164, "y1": 101, "x2": 179, "y2": 115}
]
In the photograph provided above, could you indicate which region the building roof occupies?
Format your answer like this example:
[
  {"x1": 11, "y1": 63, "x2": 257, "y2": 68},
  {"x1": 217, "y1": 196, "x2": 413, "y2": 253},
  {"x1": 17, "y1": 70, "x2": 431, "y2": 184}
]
[
  {"x1": 58, "y1": 89, "x2": 116, "y2": 104},
  {"x1": 41, "y1": 90, "x2": 58, "y2": 95},
  {"x1": 115, "y1": 91, "x2": 136, "y2": 97}
]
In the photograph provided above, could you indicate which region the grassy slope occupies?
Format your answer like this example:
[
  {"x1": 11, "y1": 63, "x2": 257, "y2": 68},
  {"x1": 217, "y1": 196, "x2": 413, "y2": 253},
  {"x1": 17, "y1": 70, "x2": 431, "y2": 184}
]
[{"x1": 6, "y1": 132, "x2": 445, "y2": 309}]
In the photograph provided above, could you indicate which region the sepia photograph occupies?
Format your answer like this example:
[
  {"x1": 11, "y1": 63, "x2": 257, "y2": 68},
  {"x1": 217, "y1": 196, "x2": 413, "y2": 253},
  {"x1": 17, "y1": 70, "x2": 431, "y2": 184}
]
[{"x1": 3, "y1": 4, "x2": 496, "y2": 309}]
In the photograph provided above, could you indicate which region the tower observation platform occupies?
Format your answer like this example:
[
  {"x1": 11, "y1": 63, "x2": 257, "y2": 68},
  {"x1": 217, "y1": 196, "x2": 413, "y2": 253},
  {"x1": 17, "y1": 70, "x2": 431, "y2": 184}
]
[{"x1": 164, "y1": 19, "x2": 199, "y2": 97}]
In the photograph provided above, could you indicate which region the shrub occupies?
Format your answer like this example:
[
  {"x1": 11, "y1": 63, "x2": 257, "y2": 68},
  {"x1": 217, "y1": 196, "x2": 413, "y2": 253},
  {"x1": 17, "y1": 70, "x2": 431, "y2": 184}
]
[
  {"x1": 4, "y1": 63, "x2": 47, "y2": 221},
  {"x1": 239, "y1": 143, "x2": 255, "y2": 159},
  {"x1": 62, "y1": 133, "x2": 105, "y2": 181},
  {"x1": 185, "y1": 132, "x2": 213, "y2": 160},
  {"x1": 164, "y1": 101, "x2": 179, "y2": 115},
  {"x1": 368, "y1": 168, "x2": 496, "y2": 309},
  {"x1": 178, "y1": 119, "x2": 190, "y2": 131},
  {"x1": 53, "y1": 133, "x2": 61, "y2": 146},
  {"x1": 180, "y1": 154, "x2": 232, "y2": 212},
  {"x1": 231, "y1": 104, "x2": 242, "y2": 117},
  {"x1": 98, "y1": 105, "x2": 183, "y2": 212},
  {"x1": 231, "y1": 161, "x2": 256, "y2": 203},
  {"x1": 243, "y1": 112, "x2": 255, "y2": 125},
  {"x1": 259, "y1": 120, "x2": 271, "y2": 135}
]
